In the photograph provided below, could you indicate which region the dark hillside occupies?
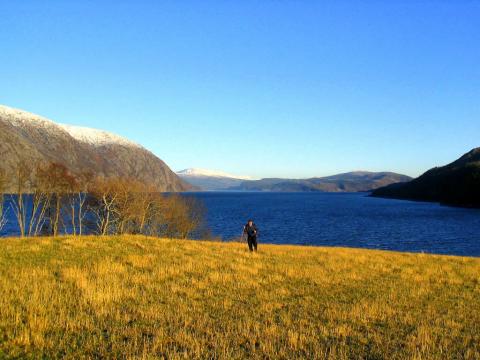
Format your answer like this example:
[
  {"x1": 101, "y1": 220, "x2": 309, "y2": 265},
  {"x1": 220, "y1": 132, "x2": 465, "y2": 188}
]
[{"x1": 372, "y1": 148, "x2": 480, "y2": 207}]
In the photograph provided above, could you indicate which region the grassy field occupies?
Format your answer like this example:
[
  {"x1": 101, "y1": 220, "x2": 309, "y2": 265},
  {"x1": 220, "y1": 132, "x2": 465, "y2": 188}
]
[{"x1": 0, "y1": 236, "x2": 479, "y2": 359}]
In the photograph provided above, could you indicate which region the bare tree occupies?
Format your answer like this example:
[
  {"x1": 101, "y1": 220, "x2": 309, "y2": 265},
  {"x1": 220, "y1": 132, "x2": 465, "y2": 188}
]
[
  {"x1": 60, "y1": 170, "x2": 95, "y2": 236},
  {"x1": 39, "y1": 163, "x2": 77, "y2": 236},
  {"x1": 10, "y1": 161, "x2": 31, "y2": 237},
  {"x1": 183, "y1": 196, "x2": 207, "y2": 238},
  {"x1": 87, "y1": 177, "x2": 206, "y2": 238},
  {"x1": 2, "y1": 164, "x2": 207, "y2": 239},
  {"x1": 89, "y1": 177, "x2": 121, "y2": 235},
  {"x1": 115, "y1": 180, "x2": 159, "y2": 235},
  {"x1": 145, "y1": 193, "x2": 168, "y2": 237},
  {"x1": 132, "y1": 184, "x2": 158, "y2": 235},
  {"x1": 72, "y1": 171, "x2": 94, "y2": 236},
  {"x1": 23, "y1": 163, "x2": 58, "y2": 237},
  {"x1": 114, "y1": 179, "x2": 136, "y2": 235},
  {"x1": 161, "y1": 194, "x2": 205, "y2": 239},
  {"x1": 0, "y1": 168, "x2": 7, "y2": 232}
]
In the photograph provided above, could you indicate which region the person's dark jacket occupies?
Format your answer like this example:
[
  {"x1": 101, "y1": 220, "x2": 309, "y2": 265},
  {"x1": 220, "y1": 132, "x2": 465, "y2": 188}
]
[{"x1": 244, "y1": 224, "x2": 258, "y2": 238}]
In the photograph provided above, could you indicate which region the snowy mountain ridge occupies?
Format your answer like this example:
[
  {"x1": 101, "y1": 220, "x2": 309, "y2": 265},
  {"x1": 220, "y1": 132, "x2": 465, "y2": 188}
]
[
  {"x1": 59, "y1": 124, "x2": 142, "y2": 148},
  {"x1": 0, "y1": 104, "x2": 141, "y2": 148},
  {"x1": 0, "y1": 104, "x2": 190, "y2": 192},
  {"x1": 0, "y1": 104, "x2": 62, "y2": 136},
  {"x1": 177, "y1": 168, "x2": 252, "y2": 180}
]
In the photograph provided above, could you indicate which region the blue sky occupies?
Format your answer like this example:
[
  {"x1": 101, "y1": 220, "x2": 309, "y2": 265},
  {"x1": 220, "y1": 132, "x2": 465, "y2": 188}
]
[{"x1": 1, "y1": 1, "x2": 479, "y2": 178}]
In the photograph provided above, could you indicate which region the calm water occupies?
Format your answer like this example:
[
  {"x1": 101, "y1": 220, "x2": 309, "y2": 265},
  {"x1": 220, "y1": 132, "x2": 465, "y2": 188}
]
[
  {"x1": 2, "y1": 192, "x2": 479, "y2": 256},
  {"x1": 190, "y1": 192, "x2": 480, "y2": 257}
]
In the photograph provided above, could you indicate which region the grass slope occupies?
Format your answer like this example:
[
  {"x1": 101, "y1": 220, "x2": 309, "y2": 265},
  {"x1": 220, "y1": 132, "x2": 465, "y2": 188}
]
[{"x1": 0, "y1": 236, "x2": 479, "y2": 359}]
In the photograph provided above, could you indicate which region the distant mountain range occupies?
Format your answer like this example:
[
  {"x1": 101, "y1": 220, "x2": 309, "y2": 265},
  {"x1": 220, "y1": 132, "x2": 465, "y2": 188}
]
[
  {"x1": 0, "y1": 105, "x2": 190, "y2": 192},
  {"x1": 231, "y1": 172, "x2": 412, "y2": 192},
  {"x1": 372, "y1": 148, "x2": 480, "y2": 208},
  {"x1": 178, "y1": 169, "x2": 412, "y2": 192},
  {"x1": 177, "y1": 168, "x2": 252, "y2": 190}
]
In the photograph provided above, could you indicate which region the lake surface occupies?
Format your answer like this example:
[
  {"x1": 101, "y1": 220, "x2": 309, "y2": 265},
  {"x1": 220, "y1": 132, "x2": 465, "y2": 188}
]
[
  {"x1": 1, "y1": 192, "x2": 479, "y2": 256},
  {"x1": 190, "y1": 192, "x2": 480, "y2": 257}
]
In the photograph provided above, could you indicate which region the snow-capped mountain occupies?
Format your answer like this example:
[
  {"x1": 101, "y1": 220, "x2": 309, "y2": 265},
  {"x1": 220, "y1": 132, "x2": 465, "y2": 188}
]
[
  {"x1": 59, "y1": 124, "x2": 142, "y2": 148},
  {"x1": 0, "y1": 104, "x2": 190, "y2": 192},
  {"x1": 177, "y1": 168, "x2": 252, "y2": 180},
  {"x1": 177, "y1": 168, "x2": 252, "y2": 191},
  {"x1": 178, "y1": 167, "x2": 411, "y2": 192}
]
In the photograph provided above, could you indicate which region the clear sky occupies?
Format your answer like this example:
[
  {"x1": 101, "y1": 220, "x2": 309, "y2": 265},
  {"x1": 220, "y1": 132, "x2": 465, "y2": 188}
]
[{"x1": 1, "y1": 1, "x2": 479, "y2": 179}]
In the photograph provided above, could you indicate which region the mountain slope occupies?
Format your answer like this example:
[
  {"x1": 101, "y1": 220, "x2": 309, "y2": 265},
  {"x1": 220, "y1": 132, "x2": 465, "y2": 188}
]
[
  {"x1": 231, "y1": 172, "x2": 412, "y2": 192},
  {"x1": 372, "y1": 148, "x2": 480, "y2": 207},
  {"x1": 0, "y1": 105, "x2": 190, "y2": 192},
  {"x1": 177, "y1": 168, "x2": 251, "y2": 191}
]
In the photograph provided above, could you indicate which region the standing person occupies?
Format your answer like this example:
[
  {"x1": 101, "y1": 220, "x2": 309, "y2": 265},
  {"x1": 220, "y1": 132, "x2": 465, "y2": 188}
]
[{"x1": 243, "y1": 219, "x2": 258, "y2": 252}]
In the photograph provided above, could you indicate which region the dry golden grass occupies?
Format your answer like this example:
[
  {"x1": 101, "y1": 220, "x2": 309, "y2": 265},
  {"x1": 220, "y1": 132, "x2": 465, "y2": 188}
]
[{"x1": 0, "y1": 236, "x2": 479, "y2": 359}]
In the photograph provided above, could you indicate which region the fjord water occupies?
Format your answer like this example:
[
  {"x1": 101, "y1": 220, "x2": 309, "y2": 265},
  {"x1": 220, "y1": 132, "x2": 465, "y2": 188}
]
[
  {"x1": 191, "y1": 192, "x2": 480, "y2": 257},
  {"x1": 1, "y1": 192, "x2": 479, "y2": 257}
]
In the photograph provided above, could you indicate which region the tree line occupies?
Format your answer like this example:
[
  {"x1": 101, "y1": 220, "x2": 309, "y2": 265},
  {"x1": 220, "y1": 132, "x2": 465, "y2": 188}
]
[{"x1": 0, "y1": 162, "x2": 205, "y2": 239}]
